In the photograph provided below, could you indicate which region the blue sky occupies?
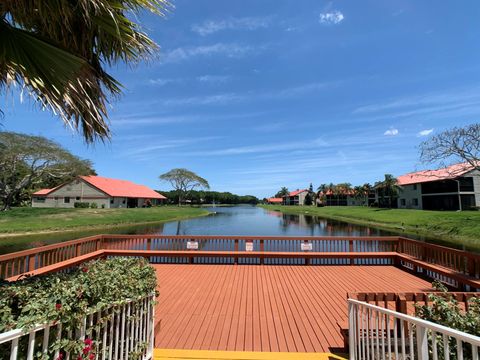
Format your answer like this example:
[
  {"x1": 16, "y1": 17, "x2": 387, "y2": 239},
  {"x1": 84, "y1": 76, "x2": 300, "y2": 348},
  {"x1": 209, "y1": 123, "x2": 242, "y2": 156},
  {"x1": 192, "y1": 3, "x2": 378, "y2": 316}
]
[{"x1": 3, "y1": 0, "x2": 480, "y2": 197}]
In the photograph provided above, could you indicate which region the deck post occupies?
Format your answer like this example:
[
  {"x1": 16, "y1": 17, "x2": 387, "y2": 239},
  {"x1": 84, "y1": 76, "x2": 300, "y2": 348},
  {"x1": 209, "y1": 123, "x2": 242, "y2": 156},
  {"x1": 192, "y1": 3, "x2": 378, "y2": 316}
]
[
  {"x1": 234, "y1": 239, "x2": 238, "y2": 265},
  {"x1": 395, "y1": 293, "x2": 407, "y2": 314},
  {"x1": 147, "y1": 238, "x2": 151, "y2": 251},
  {"x1": 28, "y1": 255, "x2": 36, "y2": 272},
  {"x1": 75, "y1": 244, "x2": 81, "y2": 257},
  {"x1": 259, "y1": 239, "x2": 264, "y2": 265},
  {"x1": 348, "y1": 302, "x2": 355, "y2": 360},
  {"x1": 349, "y1": 240, "x2": 354, "y2": 265}
]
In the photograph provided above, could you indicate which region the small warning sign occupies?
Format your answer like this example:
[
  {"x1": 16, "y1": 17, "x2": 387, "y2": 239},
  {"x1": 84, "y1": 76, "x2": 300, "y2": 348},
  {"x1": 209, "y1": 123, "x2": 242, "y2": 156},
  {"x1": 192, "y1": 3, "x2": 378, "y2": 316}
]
[
  {"x1": 246, "y1": 241, "x2": 254, "y2": 252},
  {"x1": 301, "y1": 242, "x2": 313, "y2": 251},
  {"x1": 187, "y1": 241, "x2": 199, "y2": 250}
]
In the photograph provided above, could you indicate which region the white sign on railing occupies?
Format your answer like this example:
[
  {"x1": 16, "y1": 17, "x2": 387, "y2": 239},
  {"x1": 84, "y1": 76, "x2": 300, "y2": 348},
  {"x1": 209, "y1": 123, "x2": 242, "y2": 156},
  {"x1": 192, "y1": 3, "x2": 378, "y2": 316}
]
[
  {"x1": 347, "y1": 298, "x2": 480, "y2": 360},
  {"x1": 301, "y1": 242, "x2": 313, "y2": 251},
  {"x1": 0, "y1": 294, "x2": 155, "y2": 360},
  {"x1": 246, "y1": 241, "x2": 254, "y2": 252},
  {"x1": 187, "y1": 241, "x2": 199, "y2": 250}
]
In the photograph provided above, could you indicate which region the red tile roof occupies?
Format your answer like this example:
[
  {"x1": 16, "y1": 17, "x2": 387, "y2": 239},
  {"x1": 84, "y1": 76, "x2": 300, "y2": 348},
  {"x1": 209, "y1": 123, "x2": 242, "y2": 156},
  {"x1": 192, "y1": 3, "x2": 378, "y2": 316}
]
[
  {"x1": 80, "y1": 176, "x2": 166, "y2": 199},
  {"x1": 266, "y1": 197, "x2": 283, "y2": 203},
  {"x1": 284, "y1": 189, "x2": 308, "y2": 197},
  {"x1": 397, "y1": 163, "x2": 476, "y2": 186},
  {"x1": 32, "y1": 188, "x2": 54, "y2": 196},
  {"x1": 33, "y1": 176, "x2": 166, "y2": 199}
]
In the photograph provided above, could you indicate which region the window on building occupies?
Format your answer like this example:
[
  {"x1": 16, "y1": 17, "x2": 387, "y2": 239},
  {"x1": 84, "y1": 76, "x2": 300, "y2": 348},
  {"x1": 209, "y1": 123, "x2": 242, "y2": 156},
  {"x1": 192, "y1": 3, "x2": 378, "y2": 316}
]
[
  {"x1": 110, "y1": 199, "x2": 114, "y2": 204},
  {"x1": 76, "y1": 196, "x2": 81, "y2": 201},
  {"x1": 413, "y1": 198, "x2": 419, "y2": 206},
  {"x1": 400, "y1": 199, "x2": 406, "y2": 206},
  {"x1": 64, "y1": 197, "x2": 70, "y2": 203},
  {"x1": 413, "y1": 184, "x2": 417, "y2": 190},
  {"x1": 459, "y1": 177, "x2": 474, "y2": 192},
  {"x1": 35, "y1": 197, "x2": 46, "y2": 203}
]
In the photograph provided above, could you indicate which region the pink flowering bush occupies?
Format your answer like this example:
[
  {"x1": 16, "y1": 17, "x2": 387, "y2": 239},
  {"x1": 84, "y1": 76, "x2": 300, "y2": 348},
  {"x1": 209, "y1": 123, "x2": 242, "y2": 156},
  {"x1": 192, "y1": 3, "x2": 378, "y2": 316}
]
[{"x1": 0, "y1": 257, "x2": 157, "y2": 359}]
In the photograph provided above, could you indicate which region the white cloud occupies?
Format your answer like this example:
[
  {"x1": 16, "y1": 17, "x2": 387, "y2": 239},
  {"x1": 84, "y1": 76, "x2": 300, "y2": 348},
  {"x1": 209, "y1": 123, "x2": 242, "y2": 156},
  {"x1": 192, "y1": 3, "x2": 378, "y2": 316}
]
[
  {"x1": 353, "y1": 88, "x2": 480, "y2": 114},
  {"x1": 161, "y1": 43, "x2": 256, "y2": 64},
  {"x1": 163, "y1": 93, "x2": 242, "y2": 106},
  {"x1": 192, "y1": 17, "x2": 272, "y2": 36},
  {"x1": 188, "y1": 138, "x2": 329, "y2": 156},
  {"x1": 319, "y1": 10, "x2": 344, "y2": 25},
  {"x1": 148, "y1": 78, "x2": 182, "y2": 87},
  {"x1": 196, "y1": 75, "x2": 231, "y2": 83},
  {"x1": 384, "y1": 128, "x2": 399, "y2": 136},
  {"x1": 158, "y1": 80, "x2": 339, "y2": 107},
  {"x1": 111, "y1": 115, "x2": 196, "y2": 127},
  {"x1": 418, "y1": 128, "x2": 434, "y2": 137}
]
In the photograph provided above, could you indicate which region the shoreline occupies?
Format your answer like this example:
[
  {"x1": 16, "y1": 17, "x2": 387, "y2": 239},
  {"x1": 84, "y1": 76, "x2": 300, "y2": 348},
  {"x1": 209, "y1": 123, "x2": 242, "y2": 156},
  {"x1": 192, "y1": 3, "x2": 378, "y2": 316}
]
[
  {"x1": 0, "y1": 207, "x2": 211, "y2": 238},
  {"x1": 258, "y1": 204, "x2": 480, "y2": 250}
]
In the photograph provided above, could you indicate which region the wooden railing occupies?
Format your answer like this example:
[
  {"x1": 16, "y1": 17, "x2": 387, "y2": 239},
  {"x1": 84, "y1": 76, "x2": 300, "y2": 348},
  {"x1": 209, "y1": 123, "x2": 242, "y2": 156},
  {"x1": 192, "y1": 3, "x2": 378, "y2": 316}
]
[
  {"x1": 398, "y1": 237, "x2": 480, "y2": 278},
  {"x1": 348, "y1": 292, "x2": 480, "y2": 315},
  {"x1": 1, "y1": 234, "x2": 480, "y2": 290},
  {"x1": 0, "y1": 235, "x2": 103, "y2": 279}
]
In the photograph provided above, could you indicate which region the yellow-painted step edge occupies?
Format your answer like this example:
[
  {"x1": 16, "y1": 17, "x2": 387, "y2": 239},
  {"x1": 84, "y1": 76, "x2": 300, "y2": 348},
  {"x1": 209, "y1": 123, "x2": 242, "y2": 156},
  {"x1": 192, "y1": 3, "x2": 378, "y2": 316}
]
[{"x1": 154, "y1": 348, "x2": 348, "y2": 360}]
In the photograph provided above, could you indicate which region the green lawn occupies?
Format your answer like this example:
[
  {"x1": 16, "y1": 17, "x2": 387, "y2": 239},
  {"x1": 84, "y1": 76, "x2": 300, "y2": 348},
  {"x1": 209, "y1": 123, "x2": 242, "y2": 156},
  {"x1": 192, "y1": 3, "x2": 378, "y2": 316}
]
[
  {"x1": 0, "y1": 206, "x2": 210, "y2": 235},
  {"x1": 259, "y1": 205, "x2": 480, "y2": 249}
]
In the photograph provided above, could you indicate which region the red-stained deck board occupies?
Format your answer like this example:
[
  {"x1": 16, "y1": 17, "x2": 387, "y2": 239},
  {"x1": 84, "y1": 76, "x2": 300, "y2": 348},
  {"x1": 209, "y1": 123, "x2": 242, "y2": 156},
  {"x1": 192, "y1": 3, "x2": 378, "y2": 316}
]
[{"x1": 153, "y1": 265, "x2": 432, "y2": 353}]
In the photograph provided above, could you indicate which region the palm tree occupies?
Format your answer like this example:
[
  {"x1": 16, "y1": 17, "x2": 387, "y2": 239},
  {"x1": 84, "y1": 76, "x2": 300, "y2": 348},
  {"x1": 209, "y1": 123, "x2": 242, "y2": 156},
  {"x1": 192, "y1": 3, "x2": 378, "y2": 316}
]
[
  {"x1": 316, "y1": 184, "x2": 328, "y2": 206},
  {"x1": 276, "y1": 187, "x2": 289, "y2": 197},
  {"x1": 353, "y1": 185, "x2": 364, "y2": 205},
  {"x1": 379, "y1": 174, "x2": 401, "y2": 208},
  {"x1": 362, "y1": 183, "x2": 372, "y2": 206},
  {"x1": 1, "y1": 1, "x2": 168, "y2": 142}
]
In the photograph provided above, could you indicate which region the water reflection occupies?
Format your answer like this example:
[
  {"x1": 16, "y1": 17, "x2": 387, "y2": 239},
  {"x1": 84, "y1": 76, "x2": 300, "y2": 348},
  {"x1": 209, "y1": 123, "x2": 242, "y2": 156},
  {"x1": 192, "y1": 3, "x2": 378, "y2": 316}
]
[{"x1": 0, "y1": 205, "x2": 472, "y2": 254}]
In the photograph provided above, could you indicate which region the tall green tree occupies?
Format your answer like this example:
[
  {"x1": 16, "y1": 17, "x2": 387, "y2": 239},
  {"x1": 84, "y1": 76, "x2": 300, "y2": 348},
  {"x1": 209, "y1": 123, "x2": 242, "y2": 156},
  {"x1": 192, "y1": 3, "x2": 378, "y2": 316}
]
[
  {"x1": 275, "y1": 187, "x2": 289, "y2": 198},
  {"x1": 0, "y1": 132, "x2": 94, "y2": 210},
  {"x1": 362, "y1": 183, "x2": 373, "y2": 206},
  {"x1": 159, "y1": 169, "x2": 210, "y2": 205},
  {"x1": 0, "y1": 0, "x2": 169, "y2": 142},
  {"x1": 376, "y1": 174, "x2": 401, "y2": 208}
]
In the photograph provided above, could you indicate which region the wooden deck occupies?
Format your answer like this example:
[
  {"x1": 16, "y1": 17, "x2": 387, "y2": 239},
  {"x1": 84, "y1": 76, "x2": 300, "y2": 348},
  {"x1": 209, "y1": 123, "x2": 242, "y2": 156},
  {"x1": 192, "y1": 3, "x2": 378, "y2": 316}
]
[{"x1": 153, "y1": 264, "x2": 432, "y2": 353}]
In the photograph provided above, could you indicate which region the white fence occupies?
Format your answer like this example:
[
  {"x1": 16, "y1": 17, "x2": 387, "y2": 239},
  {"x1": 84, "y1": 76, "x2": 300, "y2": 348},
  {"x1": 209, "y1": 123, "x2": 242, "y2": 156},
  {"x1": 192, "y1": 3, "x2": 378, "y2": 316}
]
[
  {"x1": 0, "y1": 294, "x2": 155, "y2": 360},
  {"x1": 348, "y1": 299, "x2": 480, "y2": 360}
]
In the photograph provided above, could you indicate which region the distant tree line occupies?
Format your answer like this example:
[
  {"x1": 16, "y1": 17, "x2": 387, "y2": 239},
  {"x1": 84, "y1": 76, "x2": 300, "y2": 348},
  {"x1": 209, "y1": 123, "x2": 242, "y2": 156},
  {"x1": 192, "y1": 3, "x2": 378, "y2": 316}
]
[{"x1": 158, "y1": 190, "x2": 259, "y2": 205}]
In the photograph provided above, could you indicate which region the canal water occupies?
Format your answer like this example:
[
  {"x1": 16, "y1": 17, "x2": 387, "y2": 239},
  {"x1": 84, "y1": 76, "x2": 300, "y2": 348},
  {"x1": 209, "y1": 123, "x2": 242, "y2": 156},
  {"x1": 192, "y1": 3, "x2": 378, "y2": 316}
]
[{"x1": 0, "y1": 205, "x2": 460, "y2": 254}]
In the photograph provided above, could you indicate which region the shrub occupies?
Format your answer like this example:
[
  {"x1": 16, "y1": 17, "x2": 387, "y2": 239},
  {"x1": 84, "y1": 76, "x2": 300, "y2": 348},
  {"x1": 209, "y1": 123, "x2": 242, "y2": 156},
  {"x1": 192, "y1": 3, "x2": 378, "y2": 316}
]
[
  {"x1": 416, "y1": 281, "x2": 480, "y2": 359},
  {"x1": 101, "y1": 204, "x2": 105, "y2": 209},
  {"x1": 0, "y1": 257, "x2": 157, "y2": 357},
  {"x1": 90, "y1": 202, "x2": 98, "y2": 209},
  {"x1": 74, "y1": 202, "x2": 90, "y2": 208}
]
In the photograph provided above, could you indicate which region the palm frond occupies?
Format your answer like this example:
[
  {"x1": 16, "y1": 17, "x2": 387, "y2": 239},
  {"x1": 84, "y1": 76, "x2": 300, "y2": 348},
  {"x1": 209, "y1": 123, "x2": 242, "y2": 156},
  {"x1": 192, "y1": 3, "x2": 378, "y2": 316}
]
[{"x1": 0, "y1": 0, "x2": 170, "y2": 142}]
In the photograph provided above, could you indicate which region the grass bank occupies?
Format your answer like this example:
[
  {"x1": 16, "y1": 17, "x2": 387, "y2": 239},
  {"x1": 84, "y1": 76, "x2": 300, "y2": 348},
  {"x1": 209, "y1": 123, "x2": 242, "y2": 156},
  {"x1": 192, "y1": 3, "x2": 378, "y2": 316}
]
[
  {"x1": 0, "y1": 206, "x2": 210, "y2": 236},
  {"x1": 259, "y1": 205, "x2": 480, "y2": 249}
]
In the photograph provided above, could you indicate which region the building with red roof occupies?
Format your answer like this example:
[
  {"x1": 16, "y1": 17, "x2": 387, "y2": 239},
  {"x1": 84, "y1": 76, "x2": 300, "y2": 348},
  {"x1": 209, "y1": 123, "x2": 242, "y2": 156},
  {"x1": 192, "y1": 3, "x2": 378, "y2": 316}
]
[
  {"x1": 32, "y1": 176, "x2": 166, "y2": 208},
  {"x1": 282, "y1": 189, "x2": 310, "y2": 206},
  {"x1": 396, "y1": 163, "x2": 479, "y2": 211}
]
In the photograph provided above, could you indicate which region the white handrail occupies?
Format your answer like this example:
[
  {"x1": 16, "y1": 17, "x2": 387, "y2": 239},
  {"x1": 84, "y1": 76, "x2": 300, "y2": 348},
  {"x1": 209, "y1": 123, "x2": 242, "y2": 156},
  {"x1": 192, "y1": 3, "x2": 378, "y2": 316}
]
[
  {"x1": 348, "y1": 298, "x2": 480, "y2": 360},
  {"x1": 0, "y1": 293, "x2": 155, "y2": 360}
]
